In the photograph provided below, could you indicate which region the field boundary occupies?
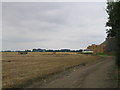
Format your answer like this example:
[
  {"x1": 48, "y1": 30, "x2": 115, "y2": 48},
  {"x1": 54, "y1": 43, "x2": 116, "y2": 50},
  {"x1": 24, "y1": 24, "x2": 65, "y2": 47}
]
[
  {"x1": 13, "y1": 57, "x2": 105, "y2": 88},
  {"x1": 12, "y1": 63, "x2": 86, "y2": 88}
]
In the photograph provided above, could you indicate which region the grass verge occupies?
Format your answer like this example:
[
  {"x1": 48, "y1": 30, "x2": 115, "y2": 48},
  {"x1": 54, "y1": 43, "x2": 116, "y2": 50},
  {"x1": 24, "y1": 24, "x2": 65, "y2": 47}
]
[{"x1": 96, "y1": 53, "x2": 115, "y2": 57}]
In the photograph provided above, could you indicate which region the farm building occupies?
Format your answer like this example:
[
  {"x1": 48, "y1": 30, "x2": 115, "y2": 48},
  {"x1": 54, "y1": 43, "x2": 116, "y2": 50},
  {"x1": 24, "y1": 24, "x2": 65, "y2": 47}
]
[
  {"x1": 18, "y1": 51, "x2": 28, "y2": 55},
  {"x1": 82, "y1": 49, "x2": 94, "y2": 54}
]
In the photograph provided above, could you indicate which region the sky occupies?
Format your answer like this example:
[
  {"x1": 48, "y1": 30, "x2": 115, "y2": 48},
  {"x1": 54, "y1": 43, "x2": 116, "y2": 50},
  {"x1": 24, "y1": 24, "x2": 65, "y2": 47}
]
[
  {"x1": 0, "y1": 2, "x2": 2, "y2": 51},
  {"x1": 2, "y1": 2, "x2": 107, "y2": 51}
]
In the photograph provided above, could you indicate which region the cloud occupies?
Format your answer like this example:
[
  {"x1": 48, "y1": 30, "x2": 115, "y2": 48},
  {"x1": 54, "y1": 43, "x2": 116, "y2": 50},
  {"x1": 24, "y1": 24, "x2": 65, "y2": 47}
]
[
  {"x1": 2, "y1": 2, "x2": 107, "y2": 50},
  {"x1": 0, "y1": 3, "x2": 1, "y2": 29}
]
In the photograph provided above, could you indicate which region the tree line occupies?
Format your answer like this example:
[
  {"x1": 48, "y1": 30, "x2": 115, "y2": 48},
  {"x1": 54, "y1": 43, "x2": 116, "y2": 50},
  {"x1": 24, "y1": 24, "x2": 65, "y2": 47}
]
[
  {"x1": 2, "y1": 49, "x2": 83, "y2": 52},
  {"x1": 106, "y1": 0, "x2": 120, "y2": 67}
]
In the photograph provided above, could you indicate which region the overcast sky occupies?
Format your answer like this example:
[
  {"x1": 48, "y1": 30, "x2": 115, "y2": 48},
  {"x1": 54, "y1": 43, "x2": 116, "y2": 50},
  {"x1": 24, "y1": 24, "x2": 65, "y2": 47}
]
[
  {"x1": 0, "y1": 2, "x2": 2, "y2": 51},
  {"x1": 2, "y1": 2, "x2": 107, "y2": 51}
]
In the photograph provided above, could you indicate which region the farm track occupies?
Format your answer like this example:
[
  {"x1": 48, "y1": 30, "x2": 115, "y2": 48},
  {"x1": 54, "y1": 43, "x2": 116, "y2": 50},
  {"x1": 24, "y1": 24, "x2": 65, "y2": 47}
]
[
  {"x1": 28, "y1": 56, "x2": 118, "y2": 88},
  {"x1": 3, "y1": 52, "x2": 103, "y2": 88}
]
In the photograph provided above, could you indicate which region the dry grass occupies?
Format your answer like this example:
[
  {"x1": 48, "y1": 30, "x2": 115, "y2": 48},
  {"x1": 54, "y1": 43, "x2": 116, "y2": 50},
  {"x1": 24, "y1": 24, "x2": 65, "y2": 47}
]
[{"x1": 2, "y1": 52, "x2": 102, "y2": 88}]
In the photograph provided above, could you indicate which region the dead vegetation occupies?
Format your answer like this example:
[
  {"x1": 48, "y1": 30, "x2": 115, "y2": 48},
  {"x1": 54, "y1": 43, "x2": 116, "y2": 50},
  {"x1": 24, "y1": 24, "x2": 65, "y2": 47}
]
[{"x1": 2, "y1": 52, "x2": 102, "y2": 88}]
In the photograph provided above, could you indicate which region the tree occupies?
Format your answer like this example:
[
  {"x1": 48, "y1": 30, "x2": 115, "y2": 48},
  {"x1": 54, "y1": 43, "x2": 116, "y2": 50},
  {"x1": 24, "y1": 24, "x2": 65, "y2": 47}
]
[{"x1": 106, "y1": 0, "x2": 120, "y2": 67}]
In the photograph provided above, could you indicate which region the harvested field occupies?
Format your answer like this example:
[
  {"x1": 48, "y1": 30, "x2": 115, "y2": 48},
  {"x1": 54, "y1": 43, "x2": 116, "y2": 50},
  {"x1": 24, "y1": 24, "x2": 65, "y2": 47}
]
[{"x1": 2, "y1": 52, "x2": 103, "y2": 88}]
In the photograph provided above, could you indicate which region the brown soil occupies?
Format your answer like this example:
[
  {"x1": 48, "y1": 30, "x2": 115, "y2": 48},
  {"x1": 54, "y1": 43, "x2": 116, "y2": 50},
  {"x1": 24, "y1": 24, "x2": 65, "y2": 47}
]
[{"x1": 28, "y1": 56, "x2": 118, "y2": 88}]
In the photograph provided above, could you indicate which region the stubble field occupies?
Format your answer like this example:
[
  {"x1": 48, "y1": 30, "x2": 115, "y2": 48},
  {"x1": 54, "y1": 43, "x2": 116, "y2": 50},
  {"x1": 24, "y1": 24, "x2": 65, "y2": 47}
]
[{"x1": 2, "y1": 52, "x2": 102, "y2": 88}]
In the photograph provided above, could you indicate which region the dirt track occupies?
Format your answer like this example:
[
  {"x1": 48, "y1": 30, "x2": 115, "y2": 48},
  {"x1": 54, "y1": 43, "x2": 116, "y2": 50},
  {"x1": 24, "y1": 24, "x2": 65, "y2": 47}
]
[{"x1": 28, "y1": 56, "x2": 118, "y2": 88}]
